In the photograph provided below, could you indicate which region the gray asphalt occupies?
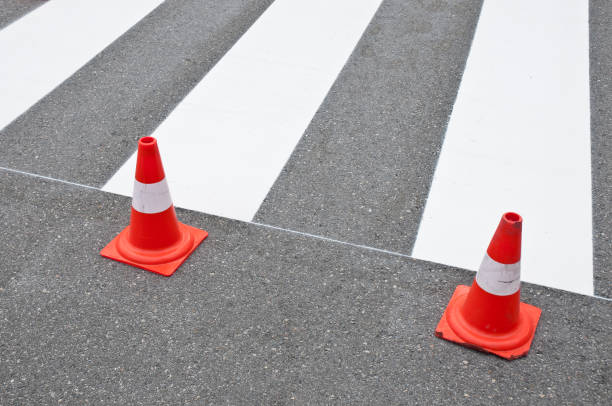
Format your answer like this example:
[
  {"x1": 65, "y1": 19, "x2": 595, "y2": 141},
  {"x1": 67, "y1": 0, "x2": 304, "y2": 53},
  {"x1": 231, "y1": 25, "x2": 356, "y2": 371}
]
[
  {"x1": 255, "y1": 0, "x2": 612, "y2": 298},
  {"x1": 2, "y1": 0, "x2": 607, "y2": 299},
  {"x1": 590, "y1": 0, "x2": 612, "y2": 298},
  {"x1": 0, "y1": 0, "x2": 44, "y2": 29},
  {"x1": 0, "y1": 1, "x2": 610, "y2": 403},
  {"x1": 1, "y1": 170, "x2": 610, "y2": 405},
  {"x1": 0, "y1": 0, "x2": 273, "y2": 186},
  {"x1": 254, "y1": 0, "x2": 483, "y2": 255}
]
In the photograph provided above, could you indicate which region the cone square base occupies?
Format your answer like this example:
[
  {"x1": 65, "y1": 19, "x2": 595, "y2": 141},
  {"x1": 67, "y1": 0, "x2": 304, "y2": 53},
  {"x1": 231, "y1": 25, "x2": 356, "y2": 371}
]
[
  {"x1": 100, "y1": 223, "x2": 208, "y2": 277},
  {"x1": 435, "y1": 285, "x2": 541, "y2": 360}
]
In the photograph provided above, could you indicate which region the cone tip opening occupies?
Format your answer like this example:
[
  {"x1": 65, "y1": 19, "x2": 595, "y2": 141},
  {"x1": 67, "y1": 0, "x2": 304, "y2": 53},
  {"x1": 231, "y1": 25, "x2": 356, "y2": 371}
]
[
  {"x1": 139, "y1": 136, "x2": 156, "y2": 145},
  {"x1": 503, "y1": 212, "x2": 521, "y2": 224},
  {"x1": 138, "y1": 136, "x2": 158, "y2": 154}
]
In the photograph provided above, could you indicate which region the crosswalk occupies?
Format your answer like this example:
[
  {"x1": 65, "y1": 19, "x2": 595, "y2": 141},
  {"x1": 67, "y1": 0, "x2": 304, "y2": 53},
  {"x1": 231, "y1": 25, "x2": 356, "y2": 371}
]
[{"x1": 0, "y1": 0, "x2": 603, "y2": 297}]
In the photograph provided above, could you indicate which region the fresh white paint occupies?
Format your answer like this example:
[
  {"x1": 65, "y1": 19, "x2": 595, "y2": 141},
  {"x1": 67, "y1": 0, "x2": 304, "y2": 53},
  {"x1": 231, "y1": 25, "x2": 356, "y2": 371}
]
[
  {"x1": 132, "y1": 179, "x2": 173, "y2": 214},
  {"x1": 103, "y1": 0, "x2": 383, "y2": 221},
  {"x1": 412, "y1": 0, "x2": 592, "y2": 295},
  {"x1": 0, "y1": 0, "x2": 163, "y2": 131}
]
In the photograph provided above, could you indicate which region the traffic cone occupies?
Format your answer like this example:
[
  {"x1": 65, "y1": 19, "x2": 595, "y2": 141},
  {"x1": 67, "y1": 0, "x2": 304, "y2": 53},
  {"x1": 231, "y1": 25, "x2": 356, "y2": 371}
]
[
  {"x1": 100, "y1": 136, "x2": 208, "y2": 276},
  {"x1": 434, "y1": 212, "x2": 541, "y2": 359}
]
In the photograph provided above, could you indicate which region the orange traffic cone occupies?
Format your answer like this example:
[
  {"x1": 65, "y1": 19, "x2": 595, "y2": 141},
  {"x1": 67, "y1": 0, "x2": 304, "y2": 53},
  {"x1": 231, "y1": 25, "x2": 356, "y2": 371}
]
[
  {"x1": 101, "y1": 136, "x2": 208, "y2": 276},
  {"x1": 435, "y1": 212, "x2": 541, "y2": 359}
]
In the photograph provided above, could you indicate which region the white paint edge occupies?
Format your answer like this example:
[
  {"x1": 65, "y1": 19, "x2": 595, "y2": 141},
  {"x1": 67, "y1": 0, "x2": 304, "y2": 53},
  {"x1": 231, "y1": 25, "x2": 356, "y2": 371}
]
[{"x1": 2, "y1": 166, "x2": 609, "y2": 301}]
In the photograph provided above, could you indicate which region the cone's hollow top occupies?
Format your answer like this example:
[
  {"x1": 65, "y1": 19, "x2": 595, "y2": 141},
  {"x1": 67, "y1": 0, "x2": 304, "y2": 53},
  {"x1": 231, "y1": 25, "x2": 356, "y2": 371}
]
[
  {"x1": 504, "y1": 212, "x2": 521, "y2": 224},
  {"x1": 487, "y1": 211, "x2": 522, "y2": 264},
  {"x1": 139, "y1": 136, "x2": 156, "y2": 150},
  {"x1": 135, "y1": 136, "x2": 165, "y2": 183}
]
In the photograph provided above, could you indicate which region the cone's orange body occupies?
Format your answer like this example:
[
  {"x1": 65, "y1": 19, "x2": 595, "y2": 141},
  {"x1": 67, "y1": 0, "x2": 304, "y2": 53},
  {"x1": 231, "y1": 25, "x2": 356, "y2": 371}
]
[
  {"x1": 100, "y1": 136, "x2": 207, "y2": 276},
  {"x1": 435, "y1": 212, "x2": 541, "y2": 359}
]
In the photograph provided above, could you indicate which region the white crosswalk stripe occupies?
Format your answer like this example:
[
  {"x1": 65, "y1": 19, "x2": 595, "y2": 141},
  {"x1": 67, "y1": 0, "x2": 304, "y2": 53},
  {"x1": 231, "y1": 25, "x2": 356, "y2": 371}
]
[
  {"x1": 412, "y1": 0, "x2": 592, "y2": 295},
  {"x1": 102, "y1": 0, "x2": 384, "y2": 221},
  {"x1": 0, "y1": 0, "x2": 163, "y2": 131}
]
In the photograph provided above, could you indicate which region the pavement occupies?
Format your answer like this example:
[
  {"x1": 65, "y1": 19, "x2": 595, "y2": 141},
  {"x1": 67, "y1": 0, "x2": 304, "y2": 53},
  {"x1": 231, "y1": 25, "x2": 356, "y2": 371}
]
[
  {"x1": 1, "y1": 170, "x2": 610, "y2": 404},
  {"x1": 591, "y1": 0, "x2": 612, "y2": 298},
  {"x1": 0, "y1": 0, "x2": 610, "y2": 404}
]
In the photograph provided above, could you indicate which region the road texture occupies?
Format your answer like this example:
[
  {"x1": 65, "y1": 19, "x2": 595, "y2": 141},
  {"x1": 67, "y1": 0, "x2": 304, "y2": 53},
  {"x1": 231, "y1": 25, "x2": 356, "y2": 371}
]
[
  {"x1": 0, "y1": 0, "x2": 610, "y2": 403},
  {"x1": 1, "y1": 170, "x2": 610, "y2": 404},
  {"x1": 590, "y1": 0, "x2": 612, "y2": 298}
]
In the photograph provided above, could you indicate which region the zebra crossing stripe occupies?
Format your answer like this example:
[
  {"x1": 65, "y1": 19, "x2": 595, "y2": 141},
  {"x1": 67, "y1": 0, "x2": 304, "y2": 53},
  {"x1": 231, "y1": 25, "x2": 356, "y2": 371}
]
[
  {"x1": 412, "y1": 0, "x2": 593, "y2": 295},
  {"x1": 0, "y1": 0, "x2": 163, "y2": 131},
  {"x1": 102, "y1": 0, "x2": 384, "y2": 222}
]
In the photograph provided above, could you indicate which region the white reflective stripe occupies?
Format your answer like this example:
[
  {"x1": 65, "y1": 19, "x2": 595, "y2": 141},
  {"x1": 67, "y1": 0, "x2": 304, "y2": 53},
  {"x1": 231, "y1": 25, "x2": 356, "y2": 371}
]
[
  {"x1": 132, "y1": 178, "x2": 173, "y2": 214},
  {"x1": 475, "y1": 254, "x2": 521, "y2": 296}
]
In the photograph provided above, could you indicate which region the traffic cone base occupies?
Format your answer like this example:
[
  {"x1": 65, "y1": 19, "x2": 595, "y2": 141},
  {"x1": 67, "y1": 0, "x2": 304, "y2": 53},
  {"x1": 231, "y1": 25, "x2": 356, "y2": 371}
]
[
  {"x1": 101, "y1": 222, "x2": 207, "y2": 277},
  {"x1": 435, "y1": 285, "x2": 541, "y2": 360},
  {"x1": 101, "y1": 136, "x2": 207, "y2": 276}
]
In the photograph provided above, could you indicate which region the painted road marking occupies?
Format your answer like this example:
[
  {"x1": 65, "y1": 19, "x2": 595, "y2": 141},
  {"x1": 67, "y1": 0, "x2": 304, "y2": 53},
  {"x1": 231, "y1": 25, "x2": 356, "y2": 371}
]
[
  {"x1": 412, "y1": 0, "x2": 592, "y2": 295},
  {"x1": 0, "y1": 0, "x2": 163, "y2": 131},
  {"x1": 103, "y1": 0, "x2": 383, "y2": 221}
]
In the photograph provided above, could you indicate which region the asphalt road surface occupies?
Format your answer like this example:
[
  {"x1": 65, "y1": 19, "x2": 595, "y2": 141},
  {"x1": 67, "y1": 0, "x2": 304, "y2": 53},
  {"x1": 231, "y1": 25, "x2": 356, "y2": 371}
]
[{"x1": 0, "y1": 0, "x2": 610, "y2": 404}]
